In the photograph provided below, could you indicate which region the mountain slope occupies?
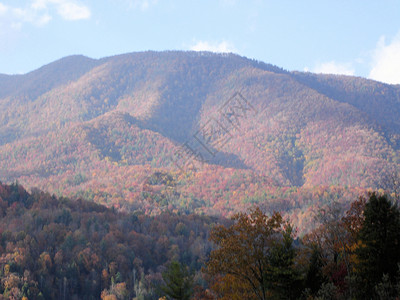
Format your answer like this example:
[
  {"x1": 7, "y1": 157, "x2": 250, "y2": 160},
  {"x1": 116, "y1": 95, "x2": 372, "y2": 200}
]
[{"x1": 0, "y1": 51, "x2": 399, "y2": 220}]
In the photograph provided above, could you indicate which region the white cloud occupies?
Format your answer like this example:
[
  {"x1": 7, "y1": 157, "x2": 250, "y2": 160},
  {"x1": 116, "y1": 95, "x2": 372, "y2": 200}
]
[
  {"x1": 128, "y1": 0, "x2": 158, "y2": 11},
  {"x1": 7, "y1": 5, "x2": 52, "y2": 26},
  {"x1": 313, "y1": 61, "x2": 355, "y2": 76},
  {"x1": 31, "y1": 0, "x2": 49, "y2": 10},
  {"x1": 190, "y1": 40, "x2": 237, "y2": 53},
  {"x1": 0, "y1": 0, "x2": 90, "y2": 28},
  {"x1": 369, "y1": 33, "x2": 400, "y2": 84},
  {"x1": 0, "y1": 3, "x2": 8, "y2": 15},
  {"x1": 36, "y1": 13, "x2": 52, "y2": 25},
  {"x1": 56, "y1": 1, "x2": 91, "y2": 20}
]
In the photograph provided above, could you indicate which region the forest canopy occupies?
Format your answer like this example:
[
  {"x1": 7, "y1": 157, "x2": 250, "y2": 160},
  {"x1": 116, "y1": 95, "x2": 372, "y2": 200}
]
[{"x1": 1, "y1": 181, "x2": 400, "y2": 299}]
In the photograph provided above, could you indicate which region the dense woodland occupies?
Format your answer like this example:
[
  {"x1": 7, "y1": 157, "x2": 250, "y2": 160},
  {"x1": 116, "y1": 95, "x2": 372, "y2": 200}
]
[
  {"x1": 1, "y1": 182, "x2": 400, "y2": 299},
  {"x1": 0, "y1": 182, "x2": 218, "y2": 299}
]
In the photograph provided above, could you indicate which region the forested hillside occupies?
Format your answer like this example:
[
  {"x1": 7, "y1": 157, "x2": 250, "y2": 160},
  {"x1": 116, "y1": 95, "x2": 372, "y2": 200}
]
[
  {"x1": 0, "y1": 182, "x2": 217, "y2": 299},
  {"x1": 1, "y1": 182, "x2": 400, "y2": 299},
  {"x1": 0, "y1": 51, "x2": 399, "y2": 228}
]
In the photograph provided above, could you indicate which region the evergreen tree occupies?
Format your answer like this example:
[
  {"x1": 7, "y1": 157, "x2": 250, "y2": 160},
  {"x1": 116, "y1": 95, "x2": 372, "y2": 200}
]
[
  {"x1": 159, "y1": 261, "x2": 193, "y2": 300},
  {"x1": 266, "y1": 225, "x2": 302, "y2": 299},
  {"x1": 304, "y1": 245, "x2": 326, "y2": 295},
  {"x1": 355, "y1": 193, "x2": 400, "y2": 298}
]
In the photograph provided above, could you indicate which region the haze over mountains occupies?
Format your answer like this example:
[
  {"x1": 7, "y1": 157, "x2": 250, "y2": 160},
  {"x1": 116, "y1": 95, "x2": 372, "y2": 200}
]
[{"x1": 1, "y1": 51, "x2": 399, "y2": 222}]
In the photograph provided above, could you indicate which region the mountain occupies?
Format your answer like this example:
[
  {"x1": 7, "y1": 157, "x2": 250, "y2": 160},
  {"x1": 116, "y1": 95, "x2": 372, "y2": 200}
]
[{"x1": 0, "y1": 51, "x2": 399, "y2": 225}]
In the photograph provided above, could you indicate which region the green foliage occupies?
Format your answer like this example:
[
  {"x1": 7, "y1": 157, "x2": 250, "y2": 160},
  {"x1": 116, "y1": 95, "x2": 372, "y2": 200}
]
[
  {"x1": 159, "y1": 261, "x2": 193, "y2": 300},
  {"x1": 304, "y1": 246, "x2": 326, "y2": 295},
  {"x1": 355, "y1": 193, "x2": 400, "y2": 298},
  {"x1": 266, "y1": 225, "x2": 303, "y2": 299}
]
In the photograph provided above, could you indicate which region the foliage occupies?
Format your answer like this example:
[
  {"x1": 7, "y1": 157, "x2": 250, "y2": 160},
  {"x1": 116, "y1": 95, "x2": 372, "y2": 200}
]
[
  {"x1": 354, "y1": 193, "x2": 400, "y2": 298},
  {"x1": 159, "y1": 261, "x2": 193, "y2": 300},
  {"x1": 2, "y1": 180, "x2": 400, "y2": 299},
  {"x1": 0, "y1": 182, "x2": 216, "y2": 299},
  {"x1": 1, "y1": 51, "x2": 399, "y2": 234},
  {"x1": 206, "y1": 207, "x2": 302, "y2": 300}
]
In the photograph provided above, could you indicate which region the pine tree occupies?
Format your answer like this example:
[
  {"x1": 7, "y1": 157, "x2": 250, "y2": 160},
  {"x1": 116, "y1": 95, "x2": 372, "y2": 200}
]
[
  {"x1": 304, "y1": 246, "x2": 326, "y2": 295},
  {"x1": 355, "y1": 193, "x2": 400, "y2": 298},
  {"x1": 159, "y1": 261, "x2": 193, "y2": 300},
  {"x1": 266, "y1": 225, "x2": 302, "y2": 299}
]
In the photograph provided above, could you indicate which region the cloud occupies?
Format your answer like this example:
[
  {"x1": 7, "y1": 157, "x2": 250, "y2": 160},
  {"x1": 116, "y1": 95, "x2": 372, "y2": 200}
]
[
  {"x1": 190, "y1": 40, "x2": 237, "y2": 53},
  {"x1": 55, "y1": 1, "x2": 91, "y2": 20},
  {"x1": 128, "y1": 0, "x2": 158, "y2": 11},
  {"x1": 0, "y1": 0, "x2": 90, "y2": 28},
  {"x1": 313, "y1": 61, "x2": 355, "y2": 76},
  {"x1": 0, "y1": 3, "x2": 8, "y2": 15},
  {"x1": 369, "y1": 33, "x2": 400, "y2": 84},
  {"x1": 35, "y1": 13, "x2": 53, "y2": 25}
]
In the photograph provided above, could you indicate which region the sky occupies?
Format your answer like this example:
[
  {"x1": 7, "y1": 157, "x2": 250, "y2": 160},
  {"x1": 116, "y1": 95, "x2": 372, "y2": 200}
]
[{"x1": 1, "y1": 0, "x2": 400, "y2": 84}]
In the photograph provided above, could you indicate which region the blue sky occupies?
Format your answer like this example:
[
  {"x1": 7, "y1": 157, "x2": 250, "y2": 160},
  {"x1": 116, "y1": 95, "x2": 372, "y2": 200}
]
[{"x1": 1, "y1": 0, "x2": 400, "y2": 84}]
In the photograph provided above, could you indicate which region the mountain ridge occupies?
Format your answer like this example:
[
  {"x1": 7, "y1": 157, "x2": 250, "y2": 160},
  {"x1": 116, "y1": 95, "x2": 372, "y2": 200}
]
[{"x1": 0, "y1": 50, "x2": 399, "y2": 223}]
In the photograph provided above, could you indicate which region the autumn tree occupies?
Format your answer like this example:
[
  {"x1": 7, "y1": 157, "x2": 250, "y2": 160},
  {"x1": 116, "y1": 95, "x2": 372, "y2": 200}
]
[
  {"x1": 303, "y1": 201, "x2": 355, "y2": 298},
  {"x1": 341, "y1": 196, "x2": 366, "y2": 242},
  {"x1": 206, "y1": 207, "x2": 300, "y2": 300}
]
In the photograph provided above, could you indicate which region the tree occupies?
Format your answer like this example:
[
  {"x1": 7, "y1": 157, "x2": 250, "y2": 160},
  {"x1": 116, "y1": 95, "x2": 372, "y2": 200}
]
[
  {"x1": 206, "y1": 207, "x2": 300, "y2": 300},
  {"x1": 303, "y1": 201, "x2": 353, "y2": 296},
  {"x1": 159, "y1": 261, "x2": 193, "y2": 300},
  {"x1": 355, "y1": 193, "x2": 400, "y2": 298},
  {"x1": 342, "y1": 196, "x2": 366, "y2": 241},
  {"x1": 266, "y1": 224, "x2": 302, "y2": 299},
  {"x1": 304, "y1": 245, "x2": 326, "y2": 296}
]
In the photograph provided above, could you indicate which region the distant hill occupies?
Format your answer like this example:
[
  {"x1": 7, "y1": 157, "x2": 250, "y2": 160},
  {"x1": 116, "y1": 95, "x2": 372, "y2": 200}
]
[
  {"x1": 0, "y1": 51, "x2": 399, "y2": 223},
  {"x1": 0, "y1": 181, "x2": 215, "y2": 299}
]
